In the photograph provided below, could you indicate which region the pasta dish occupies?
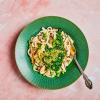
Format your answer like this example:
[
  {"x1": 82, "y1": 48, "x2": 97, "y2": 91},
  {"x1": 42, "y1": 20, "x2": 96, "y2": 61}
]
[{"x1": 28, "y1": 27, "x2": 75, "y2": 78}]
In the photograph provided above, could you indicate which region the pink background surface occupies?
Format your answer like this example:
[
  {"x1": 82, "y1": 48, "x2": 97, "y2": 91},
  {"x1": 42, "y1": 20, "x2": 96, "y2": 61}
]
[{"x1": 0, "y1": 0, "x2": 100, "y2": 100}]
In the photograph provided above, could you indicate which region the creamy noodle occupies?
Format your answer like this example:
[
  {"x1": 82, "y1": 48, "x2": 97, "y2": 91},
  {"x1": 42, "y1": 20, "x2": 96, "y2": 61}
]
[{"x1": 28, "y1": 27, "x2": 75, "y2": 78}]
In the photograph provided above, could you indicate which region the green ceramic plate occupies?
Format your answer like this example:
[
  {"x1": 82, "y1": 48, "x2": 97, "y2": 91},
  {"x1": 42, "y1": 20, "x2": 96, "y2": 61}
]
[{"x1": 15, "y1": 16, "x2": 89, "y2": 89}]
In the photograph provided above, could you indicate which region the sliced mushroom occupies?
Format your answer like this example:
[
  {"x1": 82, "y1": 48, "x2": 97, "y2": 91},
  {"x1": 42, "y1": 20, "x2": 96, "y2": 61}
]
[
  {"x1": 45, "y1": 69, "x2": 51, "y2": 77},
  {"x1": 40, "y1": 66, "x2": 46, "y2": 74}
]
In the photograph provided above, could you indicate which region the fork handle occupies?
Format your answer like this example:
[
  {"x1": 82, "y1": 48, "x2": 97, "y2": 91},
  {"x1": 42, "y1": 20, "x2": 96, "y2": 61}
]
[{"x1": 74, "y1": 55, "x2": 93, "y2": 89}]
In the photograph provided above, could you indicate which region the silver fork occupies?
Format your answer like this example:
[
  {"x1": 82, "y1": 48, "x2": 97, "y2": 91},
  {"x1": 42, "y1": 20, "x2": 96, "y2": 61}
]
[{"x1": 74, "y1": 51, "x2": 93, "y2": 89}]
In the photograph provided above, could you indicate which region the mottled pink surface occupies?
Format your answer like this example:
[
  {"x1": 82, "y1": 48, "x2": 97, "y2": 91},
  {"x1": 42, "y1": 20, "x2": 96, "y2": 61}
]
[{"x1": 0, "y1": 0, "x2": 100, "y2": 100}]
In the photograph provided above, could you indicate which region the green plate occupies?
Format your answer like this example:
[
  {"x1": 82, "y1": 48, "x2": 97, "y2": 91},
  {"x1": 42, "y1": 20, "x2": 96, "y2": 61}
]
[{"x1": 15, "y1": 16, "x2": 89, "y2": 89}]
